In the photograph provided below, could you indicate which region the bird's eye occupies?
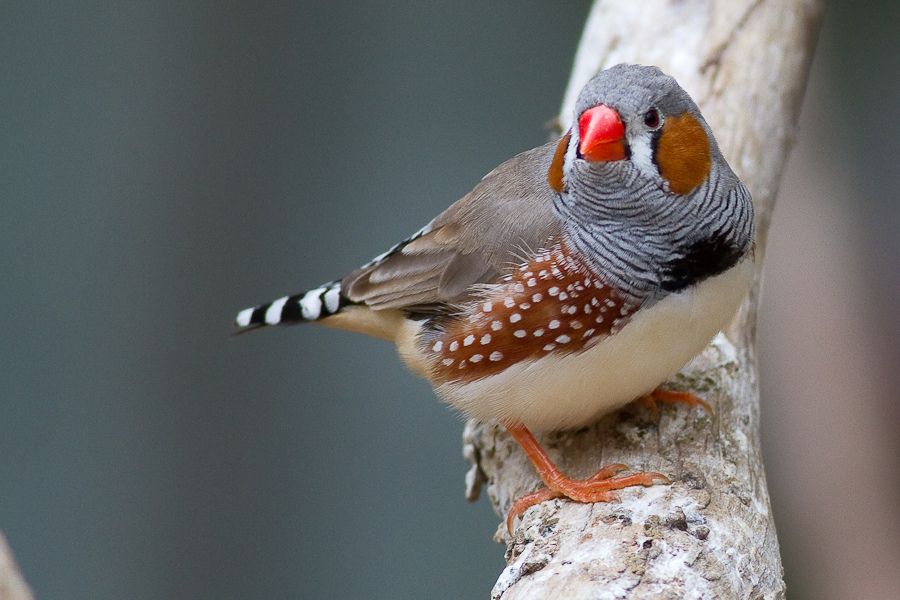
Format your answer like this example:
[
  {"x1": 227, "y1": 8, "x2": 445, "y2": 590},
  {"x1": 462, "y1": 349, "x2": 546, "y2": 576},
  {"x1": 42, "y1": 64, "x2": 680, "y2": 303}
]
[{"x1": 643, "y1": 108, "x2": 661, "y2": 130}]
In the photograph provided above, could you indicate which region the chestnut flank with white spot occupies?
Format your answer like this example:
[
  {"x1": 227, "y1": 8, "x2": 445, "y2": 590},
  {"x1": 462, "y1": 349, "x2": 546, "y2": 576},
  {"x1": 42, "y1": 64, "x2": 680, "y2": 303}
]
[{"x1": 426, "y1": 241, "x2": 632, "y2": 383}]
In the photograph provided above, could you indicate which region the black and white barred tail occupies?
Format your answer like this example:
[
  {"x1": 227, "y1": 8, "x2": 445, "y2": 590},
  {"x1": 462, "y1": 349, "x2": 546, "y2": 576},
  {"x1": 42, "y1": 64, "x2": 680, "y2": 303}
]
[
  {"x1": 234, "y1": 221, "x2": 434, "y2": 332},
  {"x1": 234, "y1": 281, "x2": 351, "y2": 332}
]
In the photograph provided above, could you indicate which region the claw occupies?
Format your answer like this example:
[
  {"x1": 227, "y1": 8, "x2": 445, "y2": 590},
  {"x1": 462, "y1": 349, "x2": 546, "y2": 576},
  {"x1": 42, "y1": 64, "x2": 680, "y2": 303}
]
[
  {"x1": 504, "y1": 466, "x2": 670, "y2": 533},
  {"x1": 639, "y1": 388, "x2": 712, "y2": 416},
  {"x1": 506, "y1": 487, "x2": 560, "y2": 534},
  {"x1": 503, "y1": 423, "x2": 672, "y2": 534}
]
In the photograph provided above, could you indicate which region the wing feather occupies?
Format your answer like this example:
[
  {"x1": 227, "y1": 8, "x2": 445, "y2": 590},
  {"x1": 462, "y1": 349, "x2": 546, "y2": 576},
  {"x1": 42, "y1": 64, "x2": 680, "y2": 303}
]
[{"x1": 342, "y1": 140, "x2": 563, "y2": 314}]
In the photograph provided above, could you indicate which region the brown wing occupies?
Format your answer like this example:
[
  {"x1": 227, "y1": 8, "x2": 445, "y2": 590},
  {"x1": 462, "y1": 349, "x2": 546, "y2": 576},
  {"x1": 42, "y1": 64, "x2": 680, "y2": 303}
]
[{"x1": 341, "y1": 140, "x2": 562, "y2": 313}]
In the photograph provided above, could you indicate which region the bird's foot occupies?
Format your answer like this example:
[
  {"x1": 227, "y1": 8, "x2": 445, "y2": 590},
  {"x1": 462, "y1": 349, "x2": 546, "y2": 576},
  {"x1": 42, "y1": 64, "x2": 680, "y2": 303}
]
[
  {"x1": 637, "y1": 387, "x2": 712, "y2": 418},
  {"x1": 504, "y1": 423, "x2": 669, "y2": 533},
  {"x1": 505, "y1": 463, "x2": 668, "y2": 533}
]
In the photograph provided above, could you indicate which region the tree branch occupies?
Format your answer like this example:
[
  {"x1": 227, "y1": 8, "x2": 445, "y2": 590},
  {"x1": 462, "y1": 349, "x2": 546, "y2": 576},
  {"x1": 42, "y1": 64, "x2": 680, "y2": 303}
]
[
  {"x1": 462, "y1": 1, "x2": 823, "y2": 597},
  {"x1": 0, "y1": 533, "x2": 33, "y2": 600}
]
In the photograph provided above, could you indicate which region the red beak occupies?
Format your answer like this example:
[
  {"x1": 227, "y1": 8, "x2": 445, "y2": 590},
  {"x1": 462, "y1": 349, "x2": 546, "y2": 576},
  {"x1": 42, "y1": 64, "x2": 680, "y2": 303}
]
[{"x1": 578, "y1": 105, "x2": 626, "y2": 162}]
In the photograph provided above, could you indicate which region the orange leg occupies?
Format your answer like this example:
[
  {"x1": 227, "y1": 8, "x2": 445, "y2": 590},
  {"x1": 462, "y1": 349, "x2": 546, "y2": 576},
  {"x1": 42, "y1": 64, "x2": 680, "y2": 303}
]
[
  {"x1": 639, "y1": 388, "x2": 712, "y2": 417},
  {"x1": 504, "y1": 424, "x2": 668, "y2": 533}
]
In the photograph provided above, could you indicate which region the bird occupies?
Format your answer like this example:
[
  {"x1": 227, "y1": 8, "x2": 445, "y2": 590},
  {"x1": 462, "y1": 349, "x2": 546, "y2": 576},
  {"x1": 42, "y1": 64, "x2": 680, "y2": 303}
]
[{"x1": 234, "y1": 63, "x2": 755, "y2": 531}]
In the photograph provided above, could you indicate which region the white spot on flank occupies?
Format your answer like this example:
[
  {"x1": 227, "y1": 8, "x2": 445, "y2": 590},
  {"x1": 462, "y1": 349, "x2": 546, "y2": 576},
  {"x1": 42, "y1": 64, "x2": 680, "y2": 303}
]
[
  {"x1": 548, "y1": 320, "x2": 560, "y2": 330},
  {"x1": 566, "y1": 305, "x2": 578, "y2": 315},
  {"x1": 440, "y1": 254, "x2": 755, "y2": 431},
  {"x1": 480, "y1": 334, "x2": 491, "y2": 345},
  {"x1": 509, "y1": 313, "x2": 522, "y2": 323},
  {"x1": 489, "y1": 351, "x2": 503, "y2": 361},
  {"x1": 470, "y1": 354, "x2": 483, "y2": 363},
  {"x1": 323, "y1": 287, "x2": 341, "y2": 313},
  {"x1": 584, "y1": 304, "x2": 592, "y2": 314},
  {"x1": 548, "y1": 287, "x2": 560, "y2": 296},
  {"x1": 533, "y1": 328, "x2": 544, "y2": 337},
  {"x1": 236, "y1": 308, "x2": 254, "y2": 327},
  {"x1": 527, "y1": 278, "x2": 537, "y2": 287},
  {"x1": 491, "y1": 321, "x2": 502, "y2": 331},
  {"x1": 514, "y1": 283, "x2": 525, "y2": 293},
  {"x1": 449, "y1": 341, "x2": 459, "y2": 352},
  {"x1": 538, "y1": 270, "x2": 549, "y2": 278},
  {"x1": 532, "y1": 293, "x2": 543, "y2": 303},
  {"x1": 543, "y1": 343, "x2": 556, "y2": 351},
  {"x1": 482, "y1": 302, "x2": 493, "y2": 312},
  {"x1": 514, "y1": 329, "x2": 526, "y2": 338},
  {"x1": 432, "y1": 340, "x2": 443, "y2": 352},
  {"x1": 300, "y1": 288, "x2": 325, "y2": 319},
  {"x1": 265, "y1": 297, "x2": 289, "y2": 324},
  {"x1": 570, "y1": 321, "x2": 583, "y2": 329},
  {"x1": 559, "y1": 292, "x2": 569, "y2": 301},
  {"x1": 519, "y1": 302, "x2": 531, "y2": 310},
  {"x1": 463, "y1": 335, "x2": 475, "y2": 346},
  {"x1": 555, "y1": 335, "x2": 571, "y2": 344},
  {"x1": 504, "y1": 297, "x2": 515, "y2": 308},
  {"x1": 442, "y1": 358, "x2": 454, "y2": 366},
  {"x1": 596, "y1": 316, "x2": 605, "y2": 323},
  {"x1": 583, "y1": 328, "x2": 595, "y2": 337}
]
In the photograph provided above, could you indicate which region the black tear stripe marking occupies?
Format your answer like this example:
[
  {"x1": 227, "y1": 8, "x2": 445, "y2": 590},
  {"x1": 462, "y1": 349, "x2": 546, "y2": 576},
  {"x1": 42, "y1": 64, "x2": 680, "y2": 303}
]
[
  {"x1": 649, "y1": 128, "x2": 662, "y2": 168},
  {"x1": 660, "y1": 234, "x2": 745, "y2": 292}
]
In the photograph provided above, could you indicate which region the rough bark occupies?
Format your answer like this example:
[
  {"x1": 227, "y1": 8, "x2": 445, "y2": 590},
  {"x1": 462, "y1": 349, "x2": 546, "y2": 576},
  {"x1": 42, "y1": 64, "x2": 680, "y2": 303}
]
[
  {"x1": 0, "y1": 533, "x2": 33, "y2": 600},
  {"x1": 462, "y1": 1, "x2": 823, "y2": 597}
]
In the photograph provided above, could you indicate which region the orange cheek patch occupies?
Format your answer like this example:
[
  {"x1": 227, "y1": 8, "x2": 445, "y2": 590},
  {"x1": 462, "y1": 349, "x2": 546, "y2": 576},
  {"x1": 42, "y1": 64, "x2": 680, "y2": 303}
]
[
  {"x1": 656, "y1": 113, "x2": 712, "y2": 195},
  {"x1": 547, "y1": 132, "x2": 570, "y2": 193}
]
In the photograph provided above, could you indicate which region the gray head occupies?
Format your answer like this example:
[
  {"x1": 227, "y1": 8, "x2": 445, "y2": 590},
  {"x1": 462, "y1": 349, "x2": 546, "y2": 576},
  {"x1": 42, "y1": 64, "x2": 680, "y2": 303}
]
[
  {"x1": 549, "y1": 64, "x2": 753, "y2": 302},
  {"x1": 558, "y1": 63, "x2": 731, "y2": 196},
  {"x1": 574, "y1": 64, "x2": 699, "y2": 124}
]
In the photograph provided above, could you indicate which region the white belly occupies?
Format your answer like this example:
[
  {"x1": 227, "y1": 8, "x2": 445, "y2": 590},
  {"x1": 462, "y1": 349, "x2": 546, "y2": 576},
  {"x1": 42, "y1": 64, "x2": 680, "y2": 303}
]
[{"x1": 432, "y1": 259, "x2": 753, "y2": 431}]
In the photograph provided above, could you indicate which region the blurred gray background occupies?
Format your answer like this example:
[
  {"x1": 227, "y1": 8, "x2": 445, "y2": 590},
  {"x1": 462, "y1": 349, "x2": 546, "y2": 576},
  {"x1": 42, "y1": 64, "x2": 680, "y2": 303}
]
[{"x1": 1, "y1": 2, "x2": 896, "y2": 599}]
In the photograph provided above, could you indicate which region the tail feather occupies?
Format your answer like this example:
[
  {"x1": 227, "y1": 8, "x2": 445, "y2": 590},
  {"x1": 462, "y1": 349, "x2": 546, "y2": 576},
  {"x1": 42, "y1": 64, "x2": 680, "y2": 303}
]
[
  {"x1": 235, "y1": 222, "x2": 435, "y2": 334},
  {"x1": 234, "y1": 280, "x2": 351, "y2": 333}
]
